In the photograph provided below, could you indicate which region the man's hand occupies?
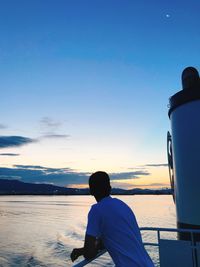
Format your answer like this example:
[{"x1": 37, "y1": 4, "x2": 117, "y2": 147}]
[
  {"x1": 70, "y1": 247, "x2": 84, "y2": 262},
  {"x1": 96, "y1": 238, "x2": 104, "y2": 251},
  {"x1": 70, "y1": 236, "x2": 104, "y2": 262}
]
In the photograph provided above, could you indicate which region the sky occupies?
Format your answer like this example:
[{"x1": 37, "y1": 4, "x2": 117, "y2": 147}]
[{"x1": 0, "y1": 0, "x2": 199, "y2": 189}]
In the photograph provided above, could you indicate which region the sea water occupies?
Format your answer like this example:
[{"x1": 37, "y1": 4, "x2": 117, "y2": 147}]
[{"x1": 0, "y1": 195, "x2": 175, "y2": 267}]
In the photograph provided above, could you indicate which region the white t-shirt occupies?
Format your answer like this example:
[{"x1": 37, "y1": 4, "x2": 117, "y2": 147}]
[{"x1": 86, "y1": 196, "x2": 154, "y2": 267}]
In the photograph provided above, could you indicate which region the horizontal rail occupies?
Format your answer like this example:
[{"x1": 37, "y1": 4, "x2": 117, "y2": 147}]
[
  {"x1": 140, "y1": 227, "x2": 200, "y2": 233},
  {"x1": 143, "y1": 242, "x2": 158, "y2": 246}
]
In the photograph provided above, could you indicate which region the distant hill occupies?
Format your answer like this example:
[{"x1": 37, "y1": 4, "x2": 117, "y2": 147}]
[
  {"x1": 0, "y1": 179, "x2": 88, "y2": 195},
  {"x1": 0, "y1": 179, "x2": 172, "y2": 195}
]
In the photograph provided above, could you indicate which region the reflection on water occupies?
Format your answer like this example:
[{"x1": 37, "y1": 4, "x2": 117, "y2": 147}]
[{"x1": 0, "y1": 195, "x2": 175, "y2": 266}]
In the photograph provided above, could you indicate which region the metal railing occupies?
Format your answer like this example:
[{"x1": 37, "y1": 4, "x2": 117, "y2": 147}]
[
  {"x1": 140, "y1": 227, "x2": 200, "y2": 267},
  {"x1": 72, "y1": 227, "x2": 200, "y2": 267}
]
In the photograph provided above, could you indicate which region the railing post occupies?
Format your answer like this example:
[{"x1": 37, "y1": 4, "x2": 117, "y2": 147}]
[{"x1": 191, "y1": 232, "x2": 198, "y2": 267}]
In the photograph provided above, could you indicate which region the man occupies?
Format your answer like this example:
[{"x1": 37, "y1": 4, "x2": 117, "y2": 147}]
[{"x1": 71, "y1": 171, "x2": 154, "y2": 266}]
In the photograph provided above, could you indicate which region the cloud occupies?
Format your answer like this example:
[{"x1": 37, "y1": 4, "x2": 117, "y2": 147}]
[
  {"x1": 14, "y1": 165, "x2": 48, "y2": 169},
  {"x1": 41, "y1": 134, "x2": 70, "y2": 139},
  {"x1": 0, "y1": 165, "x2": 89, "y2": 186},
  {"x1": 0, "y1": 153, "x2": 20, "y2": 156},
  {"x1": 13, "y1": 165, "x2": 73, "y2": 172},
  {"x1": 148, "y1": 183, "x2": 170, "y2": 187},
  {"x1": 40, "y1": 117, "x2": 62, "y2": 130},
  {"x1": 39, "y1": 117, "x2": 70, "y2": 140},
  {"x1": 110, "y1": 181, "x2": 170, "y2": 189},
  {"x1": 0, "y1": 136, "x2": 36, "y2": 148},
  {"x1": 0, "y1": 124, "x2": 7, "y2": 129},
  {"x1": 0, "y1": 165, "x2": 150, "y2": 187},
  {"x1": 145, "y1": 163, "x2": 168, "y2": 167},
  {"x1": 0, "y1": 175, "x2": 21, "y2": 180},
  {"x1": 110, "y1": 170, "x2": 150, "y2": 180}
]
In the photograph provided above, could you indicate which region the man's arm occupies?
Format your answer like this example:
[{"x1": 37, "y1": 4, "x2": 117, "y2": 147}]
[{"x1": 71, "y1": 234, "x2": 101, "y2": 262}]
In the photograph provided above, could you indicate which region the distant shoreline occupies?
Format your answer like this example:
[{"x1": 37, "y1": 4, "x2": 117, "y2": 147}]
[
  {"x1": 0, "y1": 179, "x2": 172, "y2": 196},
  {"x1": 0, "y1": 193, "x2": 172, "y2": 196}
]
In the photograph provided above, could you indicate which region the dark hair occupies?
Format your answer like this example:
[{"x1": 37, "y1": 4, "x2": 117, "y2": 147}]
[{"x1": 89, "y1": 171, "x2": 111, "y2": 197}]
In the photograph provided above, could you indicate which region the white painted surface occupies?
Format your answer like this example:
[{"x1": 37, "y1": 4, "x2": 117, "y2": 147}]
[
  {"x1": 170, "y1": 100, "x2": 200, "y2": 225},
  {"x1": 159, "y1": 239, "x2": 193, "y2": 267}
]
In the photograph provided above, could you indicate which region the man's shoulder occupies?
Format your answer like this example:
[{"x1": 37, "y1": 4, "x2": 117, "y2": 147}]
[
  {"x1": 90, "y1": 197, "x2": 132, "y2": 213},
  {"x1": 111, "y1": 198, "x2": 135, "y2": 216},
  {"x1": 97, "y1": 197, "x2": 131, "y2": 211},
  {"x1": 90, "y1": 202, "x2": 99, "y2": 211},
  {"x1": 111, "y1": 197, "x2": 130, "y2": 207}
]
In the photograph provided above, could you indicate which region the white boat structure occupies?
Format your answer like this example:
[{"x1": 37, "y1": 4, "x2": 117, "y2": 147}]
[{"x1": 73, "y1": 67, "x2": 200, "y2": 267}]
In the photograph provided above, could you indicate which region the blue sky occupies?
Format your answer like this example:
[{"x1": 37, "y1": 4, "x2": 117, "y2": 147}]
[{"x1": 0, "y1": 0, "x2": 199, "y2": 188}]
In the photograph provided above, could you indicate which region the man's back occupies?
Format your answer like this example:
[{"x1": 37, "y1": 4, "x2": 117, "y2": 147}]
[{"x1": 86, "y1": 196, "x2": 154, "y2": 267}]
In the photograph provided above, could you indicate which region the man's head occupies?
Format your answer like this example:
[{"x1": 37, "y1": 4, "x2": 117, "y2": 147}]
[{"x1": 89, "y1": 171, "x2": 111, "y2": 200}]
